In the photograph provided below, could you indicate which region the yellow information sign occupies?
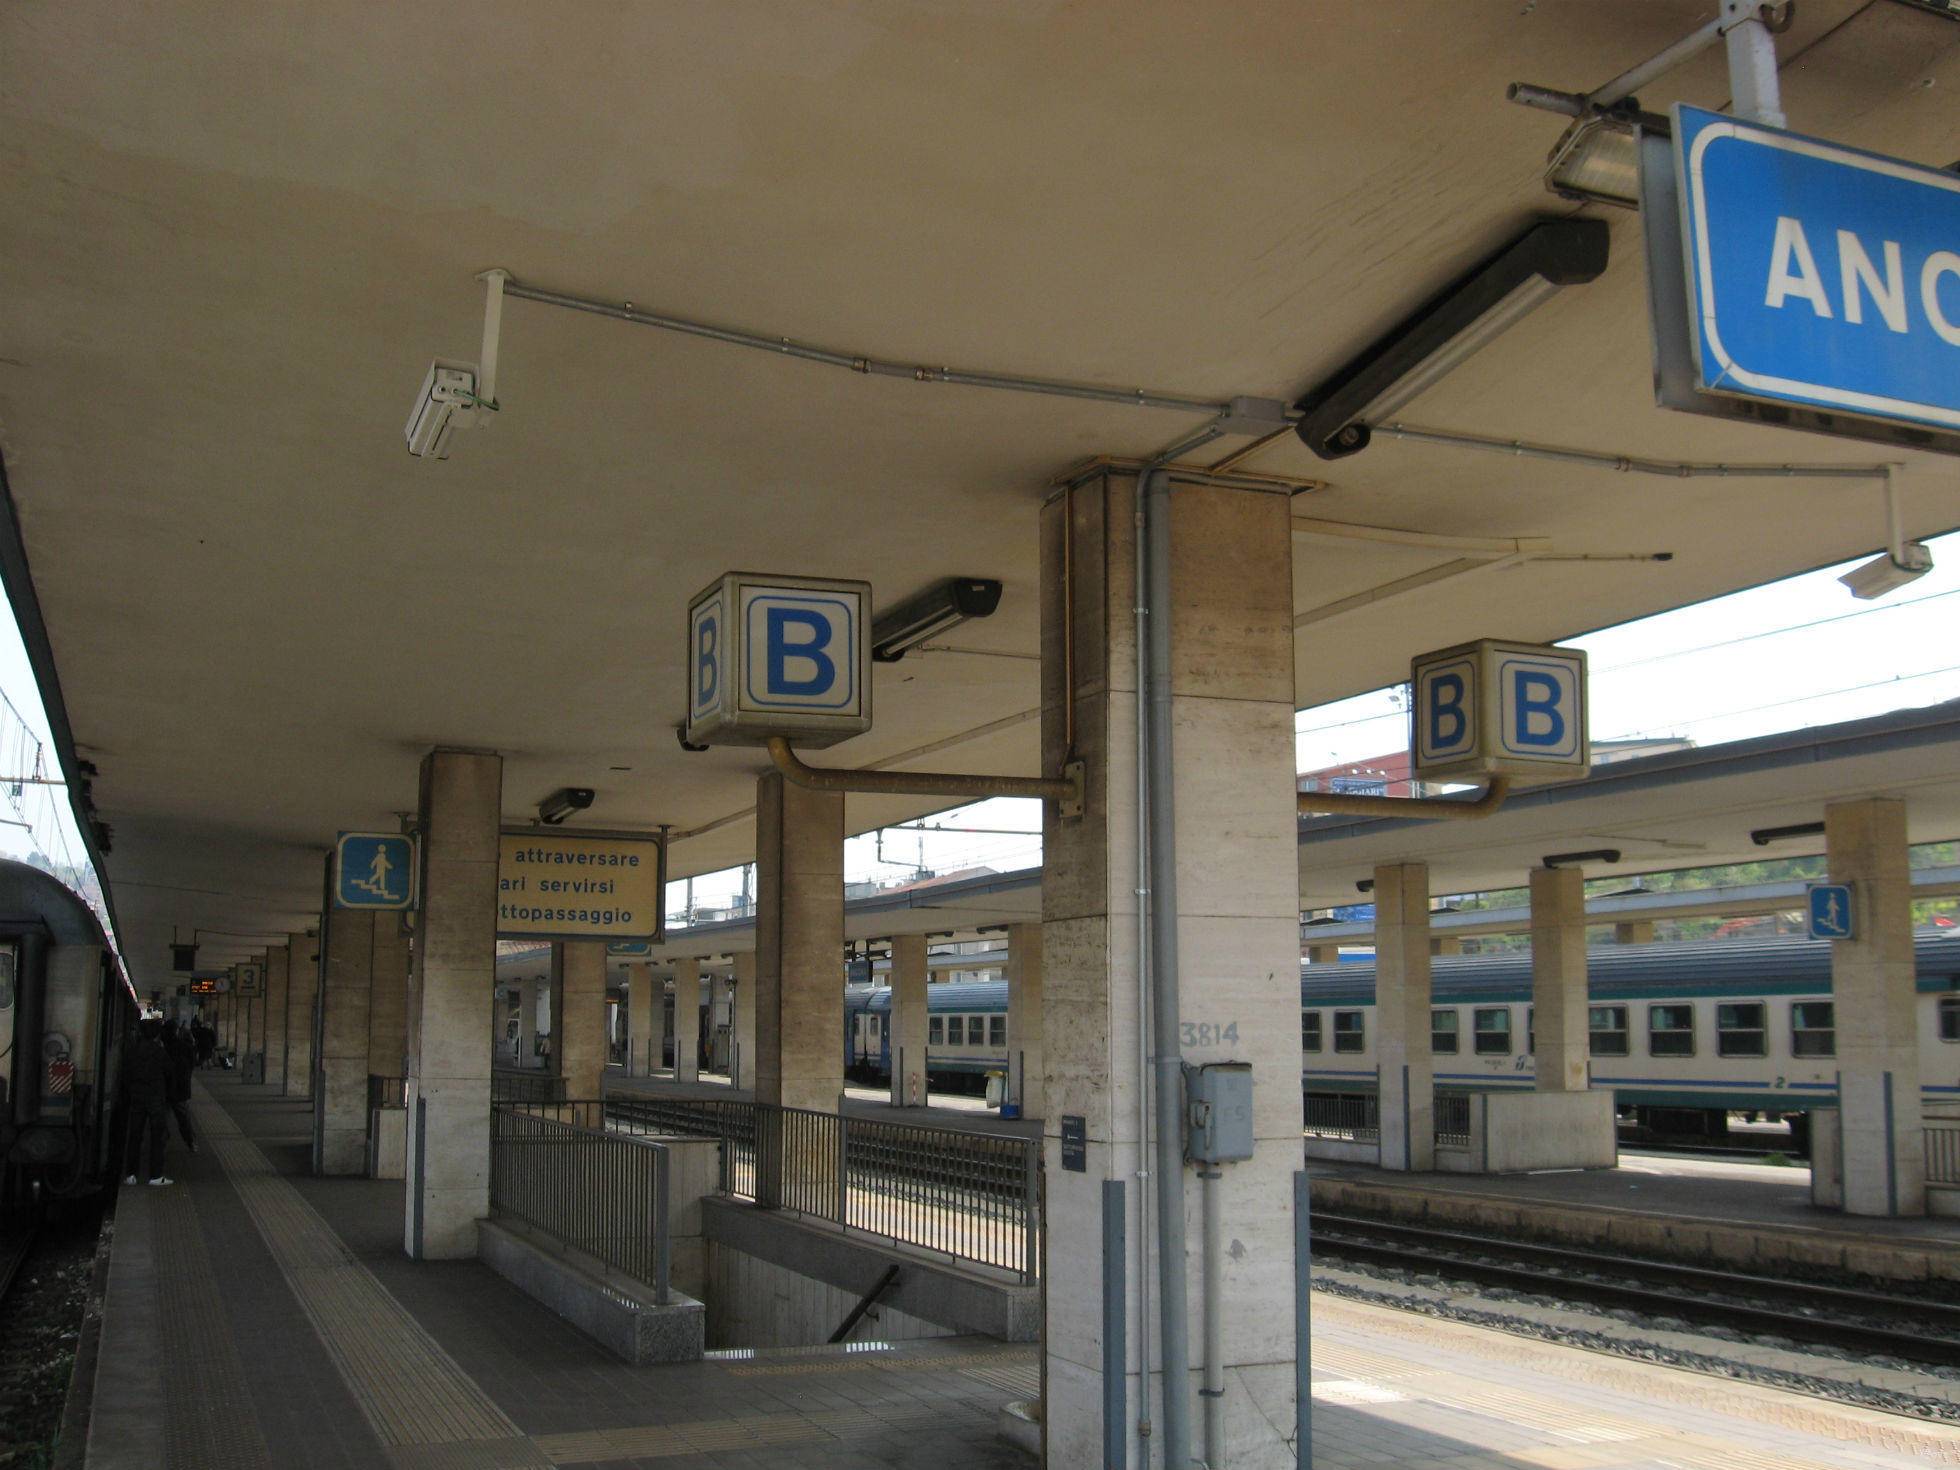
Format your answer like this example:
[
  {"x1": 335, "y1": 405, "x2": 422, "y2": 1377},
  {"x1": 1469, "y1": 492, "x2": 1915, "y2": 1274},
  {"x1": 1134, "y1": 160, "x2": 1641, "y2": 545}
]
[{"x1": 496, "y1": 832, "x2": 663, "y2": 941}]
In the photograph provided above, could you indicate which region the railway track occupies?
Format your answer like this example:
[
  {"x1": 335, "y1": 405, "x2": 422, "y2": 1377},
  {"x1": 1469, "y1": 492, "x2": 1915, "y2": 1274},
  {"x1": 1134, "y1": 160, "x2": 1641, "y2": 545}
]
[
  {"x1": 1311, "y1": 1211, "x2": 1960, "y2": 1368},
  {"x1": 0, "y1": 1220, "x2": 39, "y2": 1312}
]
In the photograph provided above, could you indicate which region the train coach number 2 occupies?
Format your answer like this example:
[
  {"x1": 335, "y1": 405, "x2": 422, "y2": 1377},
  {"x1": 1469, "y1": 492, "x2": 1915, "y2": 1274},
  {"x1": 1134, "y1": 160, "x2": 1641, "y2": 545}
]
[{"x1": 1181, "y1": 1020, "x2": 1239, "y2": 1048}]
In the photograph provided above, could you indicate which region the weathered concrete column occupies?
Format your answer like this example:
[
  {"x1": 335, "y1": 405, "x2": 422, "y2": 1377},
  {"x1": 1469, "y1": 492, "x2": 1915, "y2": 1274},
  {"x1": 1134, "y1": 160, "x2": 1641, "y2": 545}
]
[
  {"x1": 889, "y1": 934, "x2": 929, "y2": 1107},
  {"x1": 733, "y1": 952, "x2": 756, "y2": 1091},
  {"x1": 1430, "y1": 934, "x2": 1461, "y2": 957},
  {"x1": 1531, "y1": 866, "x2": 1588, "y2": 1092},
  {"x1": 671, "y1": 958, "x2": 701, "y2": 1083},
  {"x1": 284, "y1": 930, "x2": 318, "y2": 1099},
  {"x1": 1614, "y1": 919, "x2": 1654, "y2": 944},
  {"x1": 1375, "y1": 862, "x2": 1434, "y2": 1171},
  {"x1": 316, "y1": 906, "x2": 375, "y2": 1174},
  {"x1": 1041, "y1": 473, "x2": 1301, "y2": 1467},
  {"x1": 513, "y1": 973, "x2": 537, "y2": 1066},
  {"x1": 552, "y1": 941, "x2": 608, "y2": 1099},
  {"x1": 403, "y1": 748, "x2": 502, "y2": 1261},
  {"x1": 755, "y1": 771, "x2": 844, "y2": 1118},
  {"x1": 1305, "y1": 942, "x2": 1338, "y2": 965},
  {"x1": 264, "y1": 946, "x2": 290, "y2": 1089},
  {"x1": 245, "y1": 962, "x2": 267, "y2": 1067},
  {"x1": 1005, "y1": 921, "x2": 1044, "y2": 1119},
  {"x1": 368, "y1": 914, "x2": 409, "y2": 1081},
  {"x1": 708, "y1": 970, "x2": 732, "y2": 1073},
  {"x1": 624, "y1": 961, "x2": 653, "y2": 1076},
  {"x1": 1828, "y1": 797, "x2": 1925, "y2": 1216}
]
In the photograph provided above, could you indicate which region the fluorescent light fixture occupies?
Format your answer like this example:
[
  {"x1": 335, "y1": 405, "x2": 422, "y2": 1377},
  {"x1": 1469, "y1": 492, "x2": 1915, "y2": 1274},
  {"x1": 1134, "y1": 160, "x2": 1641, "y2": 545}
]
[
  {"x1": 1541, "y1": 848, "x2": 1621, "y2": 869},
  {"x1": 1750, "y1": 820, "x2": 1824, "y2": 847},
  {"x1": 1840, "y1": 471, "x2": 1933, "y2": 600},
  {"x1": 1294, "y1": 219, "x2": 1610, "y2": 460},
  {"x1": 871, "y1": 578, "x2": 1002, "y2": 663},
  {"x1": 538, "y1": 787, "x2": 595, "y2": 825},
  {"x1": 1545, "y1": 115, "x2": 1641, "y2": 209}
]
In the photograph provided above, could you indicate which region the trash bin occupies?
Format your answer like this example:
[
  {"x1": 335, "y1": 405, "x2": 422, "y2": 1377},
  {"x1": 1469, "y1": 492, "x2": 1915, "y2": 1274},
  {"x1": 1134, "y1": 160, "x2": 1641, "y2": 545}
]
[{"x1": 985, "y1": 1070, "x2": 1006, "y2": 1107}]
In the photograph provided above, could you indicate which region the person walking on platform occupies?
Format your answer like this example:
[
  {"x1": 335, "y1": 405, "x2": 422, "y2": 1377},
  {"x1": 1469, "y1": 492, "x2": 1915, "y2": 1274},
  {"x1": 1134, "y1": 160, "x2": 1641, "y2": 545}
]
[
  {"x1": 162, "y1": 1022, "x2": 197, "y2": 1153},
  {"x1": 121, "y1": 1017, "x2": 173, "y2": 1186},
  {"x1": 193, "y1": 1018, "x2": 215, "y2": 1069}
]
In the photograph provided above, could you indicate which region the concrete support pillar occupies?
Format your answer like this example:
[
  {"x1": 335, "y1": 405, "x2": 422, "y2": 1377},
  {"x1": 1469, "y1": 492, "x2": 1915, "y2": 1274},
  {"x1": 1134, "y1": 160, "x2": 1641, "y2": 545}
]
[
  {"x1": 403, "y1": 748, "x2": 502, "y2": 1261},
  {"x1": 709, "y1": 970, "x2": 732, "y2": 1073},
  {"x1": 733, "y1": 951, "x2": 756, "y2": 1092},
  {"x1": 368, "y1": 915, "x2": 410, "y2": 1081},
  {"x1": 316, "y1": 906, "x2": 375, "y2": 1174},
  {"x1": 754, "y1": 770, "x2": 844, "y2": 1117},
  {"x1": 1614, "y1": 919, "x2": 1654, "y2": 945},
  {"x1": 1531, "y1": 866, "x2": 1589, "y2": 1093},
  {"x1": 625, "y1": 962, "x2": 653, "y2": 1076},
  {"x1": 246, "y1": 961, "x2": 267, "y2": 1066},
  {"x1": 1006, "y1": 921, "x2": 1044, "y2": 1119},
  {"x1": 1305, "y1": 942, "x2": 1338, "y2": 965},
  {"x1": 1041, "y1": 474, "x2": 1300, "y2": 1468},
  {"x1": 1430, "y1": 935, "x2": 1461, "y2": 957},
  {"x1": 264, "y1": 946, "x2": 290, "y2": 1089},
  {"x1": 552, "y1": 941, "x2": 608, "y2": 1099},
  {"x1": 672, "y1": 958, "x2": 701, "y2": 1083},
  {"x1": 284, "y1": 930, "x2": 317, "y2": 1099},
  {"x1": 514, "y1": 974, "x2": 538, "y2": 1066},
  {"x1": 890, "y1": 934, "x2": 928, "y2": 1108},
  {"x1": 1828, "y1": 797, "x2": 1925, "y2": 1216},
  {"x1": 1375, "y1": 862, "x2": 1434, "y2": 1172}
]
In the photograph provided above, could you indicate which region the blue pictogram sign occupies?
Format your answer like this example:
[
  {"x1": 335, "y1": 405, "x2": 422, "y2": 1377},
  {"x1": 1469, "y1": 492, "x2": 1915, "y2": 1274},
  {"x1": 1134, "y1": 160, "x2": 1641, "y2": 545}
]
[
  {"x1": 334, "y1": 833, "x2": 417, "y2": 911},
  {"x1": 1675, "y1": 103, "x2": 1960, "y2": 437},
  {"x1": 1807, "y1": 883, "x2": 1855, "y2": 941}
]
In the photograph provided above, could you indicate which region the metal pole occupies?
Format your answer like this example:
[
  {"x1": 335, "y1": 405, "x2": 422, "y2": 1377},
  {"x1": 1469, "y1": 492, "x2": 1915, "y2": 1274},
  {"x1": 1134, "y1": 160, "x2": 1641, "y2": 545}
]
[
  {"x1": 1199, "y1": 1168, "x2": 1226, "y2": 1469},
  {"x1": 1103, "y1": 1177, "x2": 1129, "y2": 1470},
  {"x1": 1294, "y1": 1170, "x2": 1313, "y2": 1469},
  {"x1": 1722, "y1": 0, "x2": 1785, "y2": 128}
]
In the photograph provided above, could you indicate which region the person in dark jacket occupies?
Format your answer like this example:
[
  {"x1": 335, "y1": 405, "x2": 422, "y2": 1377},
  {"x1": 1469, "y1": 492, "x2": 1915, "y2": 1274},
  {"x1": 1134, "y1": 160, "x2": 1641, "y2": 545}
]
[
  {"x1": 193, "y1": 1020, "x2": 215, "y2": 1069},
  {"x1": 122, "y1": 1017, "x2": 173, "y2": 1185},
  {"x1": 162, "y1": 1023, "x2": 197, "y2": 1153}
]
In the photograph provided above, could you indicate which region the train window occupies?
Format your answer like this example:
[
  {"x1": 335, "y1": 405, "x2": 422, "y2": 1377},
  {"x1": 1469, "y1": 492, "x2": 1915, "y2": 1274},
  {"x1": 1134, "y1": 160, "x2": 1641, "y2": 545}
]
[
  {"x1": 947, "y1": 1015, "x2": 965, "y2": 1045},
  {"x1": 1790, "y1": 1001, "x2": 1835, "y2": 1057},
  {"x1": 1716, "y1": 1002, "x2": 1767, "y2": 1058},
  {"x1": 1302, "y1": 1012, "x2": 1323, "y2": 1053},
  {"x1": 1942, "y1": 996, "x2": 1960, "y2": 1042},
  {"x1": 1588, "y1": 1005, "x2": 1629, "y2": 1056},
  {"x1": 1472, "y1": 1008, "x2": 1511, "y2": 1055},
  {"x1": 929, "y1": 1016, "x2": 944, "y2": 1045},
  {"x1": 989, "y1": 1015, "x2": 1007, "y2": 1047},
  {"x1": 1648, "y1": 1003, "x2": 1695, "y2": 1057},
  {"x1": 1430, "y1": 1009, "x2": 1458, "y2": 1054},
  {"x1": 1332, "y1": 1011, "x2": 1365, "y2": 1053}
]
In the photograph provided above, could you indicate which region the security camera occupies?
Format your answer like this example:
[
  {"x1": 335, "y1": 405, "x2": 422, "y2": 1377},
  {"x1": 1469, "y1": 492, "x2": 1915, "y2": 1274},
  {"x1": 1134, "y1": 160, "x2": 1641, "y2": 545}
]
[
  {"x1": 405, "y1": 359, "x2": 480, "y2": 460},
  {"x1": 539, "y1": 787, "x2": 595, "y2": 825},
  {"x1": 1840, "y1": 543, "x2": 1933, "y2": 600}
]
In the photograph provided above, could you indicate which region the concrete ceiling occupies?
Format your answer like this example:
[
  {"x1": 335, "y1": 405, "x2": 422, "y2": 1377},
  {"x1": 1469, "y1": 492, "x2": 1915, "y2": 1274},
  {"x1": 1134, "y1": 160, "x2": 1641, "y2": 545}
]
[{"x1": 3, "y1": 2, "x2": 1959, "y2": 988}]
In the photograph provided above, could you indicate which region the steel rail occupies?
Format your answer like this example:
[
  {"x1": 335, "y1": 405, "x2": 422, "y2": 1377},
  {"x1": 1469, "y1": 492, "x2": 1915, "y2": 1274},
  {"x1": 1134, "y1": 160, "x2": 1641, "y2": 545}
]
[{"x1": 1312, "y1": 1212, "x2": 1960, "y2": 1366}]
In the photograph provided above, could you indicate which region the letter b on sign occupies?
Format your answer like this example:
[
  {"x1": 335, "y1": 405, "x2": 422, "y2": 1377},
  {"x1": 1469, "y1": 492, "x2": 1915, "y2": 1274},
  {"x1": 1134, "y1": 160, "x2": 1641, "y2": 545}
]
[
  {"x1": 1408, "y1": 640, "x2": 1587, "y2": 785},
  {"x1": 683, "y1": 573, "x2": 871, "y2": 749}
]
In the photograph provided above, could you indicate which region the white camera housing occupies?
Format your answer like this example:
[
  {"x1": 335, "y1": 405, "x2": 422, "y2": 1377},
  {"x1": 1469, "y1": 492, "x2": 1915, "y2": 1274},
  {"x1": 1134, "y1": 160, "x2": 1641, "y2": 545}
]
[
  {"x1": 405, "y1": 359, "x2": 479, "y2": 460},
  {"x1": 1840, "y1": 543, "x2": 1933, "y2": 600}
]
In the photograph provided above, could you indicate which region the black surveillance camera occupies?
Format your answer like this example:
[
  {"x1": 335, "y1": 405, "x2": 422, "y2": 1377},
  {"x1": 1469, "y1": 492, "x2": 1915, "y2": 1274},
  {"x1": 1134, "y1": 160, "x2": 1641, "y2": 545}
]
[{"x1": 539, "y1": 787, "x2": 595, "y2": 825}]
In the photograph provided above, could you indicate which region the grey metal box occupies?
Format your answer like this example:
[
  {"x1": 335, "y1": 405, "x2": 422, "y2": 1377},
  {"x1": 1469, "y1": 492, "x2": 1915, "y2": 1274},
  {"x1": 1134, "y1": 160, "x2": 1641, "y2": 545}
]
[{"x1": 1185, "y1": 1062, "x2": 1254, "y2": 1163}]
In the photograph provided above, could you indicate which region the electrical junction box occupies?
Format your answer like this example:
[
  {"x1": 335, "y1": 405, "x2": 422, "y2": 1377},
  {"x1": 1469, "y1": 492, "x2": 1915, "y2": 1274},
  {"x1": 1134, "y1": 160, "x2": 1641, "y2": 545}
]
[{"x1": 1185, "y1": 1062, "x2": 1254, "y2": 1164}]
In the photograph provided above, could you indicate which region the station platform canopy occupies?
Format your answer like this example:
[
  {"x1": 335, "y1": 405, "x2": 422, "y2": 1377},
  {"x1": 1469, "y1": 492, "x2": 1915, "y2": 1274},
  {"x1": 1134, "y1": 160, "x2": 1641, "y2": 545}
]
[{"x1": 3, "y1": 3, "x2": 1957, "y2": 987}]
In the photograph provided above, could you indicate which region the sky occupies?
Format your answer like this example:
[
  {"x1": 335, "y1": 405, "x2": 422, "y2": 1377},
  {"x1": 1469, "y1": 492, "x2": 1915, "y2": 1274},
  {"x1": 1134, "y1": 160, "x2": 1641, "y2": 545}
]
[{"x1": 2, "y1": 526, "x2": 1957, "y2": 935}]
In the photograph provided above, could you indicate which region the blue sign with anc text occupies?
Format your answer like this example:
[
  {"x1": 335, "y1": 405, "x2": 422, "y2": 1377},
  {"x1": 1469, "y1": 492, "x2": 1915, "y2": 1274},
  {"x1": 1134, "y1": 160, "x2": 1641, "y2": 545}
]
[{"x1": 1676, "y1": 104, "x2": 1960, "y2": 434}]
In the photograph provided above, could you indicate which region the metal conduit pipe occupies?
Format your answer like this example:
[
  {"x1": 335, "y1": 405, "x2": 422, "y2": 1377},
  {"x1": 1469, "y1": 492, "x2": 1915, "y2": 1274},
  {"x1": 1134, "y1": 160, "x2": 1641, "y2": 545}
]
[
  {"x1": 1199, "y1": 1168, "x2": 1225, "y2": 1469},
  {"x1": 1141, "y1": 466, "x2": 1193, "y2": 1468},
  {"x1": 1377, "y1": 423, "x2": 1891, "y2": 483},
  {"x1": 1299, "y1": 777, "x2": 1512, "y2": 821},
  {"x1": 764, "y1": 736, "x2": 1083, "y2": 808}
]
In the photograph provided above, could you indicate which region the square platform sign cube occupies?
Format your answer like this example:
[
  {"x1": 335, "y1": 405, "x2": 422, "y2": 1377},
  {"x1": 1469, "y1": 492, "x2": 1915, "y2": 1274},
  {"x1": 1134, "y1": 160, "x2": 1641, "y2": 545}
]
[
  {"x1": 1411, "y1": 639, "x2": 1589, "y2": 785},
  {"x1": 686, "y1": 572, "x2": 873, "y2": 748}
]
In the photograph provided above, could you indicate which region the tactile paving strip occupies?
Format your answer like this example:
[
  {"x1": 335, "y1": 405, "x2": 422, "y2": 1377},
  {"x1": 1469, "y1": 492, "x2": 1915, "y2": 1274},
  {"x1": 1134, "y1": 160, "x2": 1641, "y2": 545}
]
[
  {"x1": 147, "y1": 1186, "x2": 275, "y2": 1468},
  {"x1": 192, "y1": 1091, "x2": 548, "y2": 1467}
]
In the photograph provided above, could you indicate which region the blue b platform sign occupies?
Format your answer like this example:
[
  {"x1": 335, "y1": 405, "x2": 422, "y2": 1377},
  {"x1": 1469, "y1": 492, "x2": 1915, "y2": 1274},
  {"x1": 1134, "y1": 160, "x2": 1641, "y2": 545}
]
[
  {"x1": 685, "y1": 572, "x2": 873, "y2": 749},
  {"x1": 1673, "y1": 103, "x2": 1960, "y2": 441},
  {"x1": 334, "y1": 833, "x2": 417, "y2": 911},
  {"x1": 1807, "y1": 883, "x2": 1855, "y2": 941}
]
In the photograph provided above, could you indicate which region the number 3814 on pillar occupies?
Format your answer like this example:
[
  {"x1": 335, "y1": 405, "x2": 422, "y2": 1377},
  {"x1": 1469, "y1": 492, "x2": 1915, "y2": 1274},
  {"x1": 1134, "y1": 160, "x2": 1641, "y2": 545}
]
[{"x1": 1410, "y1": 639, "x2": 1589, "y2": 785}]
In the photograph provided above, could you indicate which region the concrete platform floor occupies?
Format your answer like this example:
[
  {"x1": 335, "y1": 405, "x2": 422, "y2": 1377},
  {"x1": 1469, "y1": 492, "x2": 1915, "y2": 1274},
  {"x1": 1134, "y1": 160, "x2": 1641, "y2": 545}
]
[{"x1": 84, "y1": 1074, "x2": 1960, "y2": 1469}]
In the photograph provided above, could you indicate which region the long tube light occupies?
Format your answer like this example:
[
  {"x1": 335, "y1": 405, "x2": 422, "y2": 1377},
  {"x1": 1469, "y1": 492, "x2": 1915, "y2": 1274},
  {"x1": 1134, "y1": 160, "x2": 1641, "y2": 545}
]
[{"x1": 1293, "y1": 219, "x2": 1609, "y2": 460}]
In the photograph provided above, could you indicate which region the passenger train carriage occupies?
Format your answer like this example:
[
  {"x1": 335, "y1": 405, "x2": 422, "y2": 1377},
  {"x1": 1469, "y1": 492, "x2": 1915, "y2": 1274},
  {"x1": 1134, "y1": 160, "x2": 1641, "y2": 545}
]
[
  {"x1": 844, "y1": 980, "x2": 1012, "y2": 1087},
  {"x1": 1303, "y1": 930, "x2": 1960, "y2": 1143}
]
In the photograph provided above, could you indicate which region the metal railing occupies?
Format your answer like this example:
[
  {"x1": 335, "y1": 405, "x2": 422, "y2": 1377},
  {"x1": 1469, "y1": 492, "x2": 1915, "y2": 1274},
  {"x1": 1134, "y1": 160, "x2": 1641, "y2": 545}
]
[
  {"x1": 1928, "y1": 1119, "x2": 1960, "y2": 1186},
  {"x1": 367, "y1": 1074, "x2": 406, "y2": 1111},
  {"x1": 490, "y1": 1103, "x2": 671, "y2": 1304},
  {"x1": 1303, "y1": 1091, "x2": 1379, "y2": 1142},
  {"x1": 1434, "y1": 1091, "x2": 1472, "y2": 1149},
  {"x1": 491, "y1": 1069, "x2": 566, "y2": 1104},
  {"x1": 604, "y1": 1095, "x2": 1038, "y2": 1282}
]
